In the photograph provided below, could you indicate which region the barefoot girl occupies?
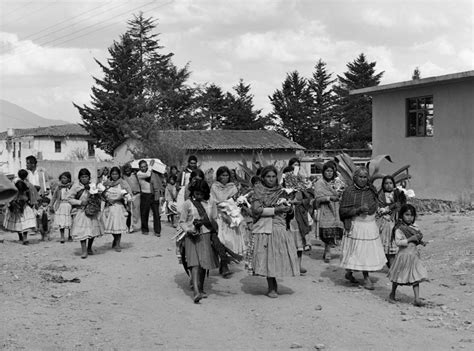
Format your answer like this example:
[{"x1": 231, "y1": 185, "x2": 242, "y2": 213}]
[
  {"x1": 179, "y1": 179, "x2": 219, "y2": 303},
  {"x1": 67, "y1": 168, "x2": 103, "y2": 259},
  {"x1": 376, "y1": 175, "x2": 406, "y2": 267},
  {"x1": 102, "y1": 167, "x2": 132, "y2": 252},
  {"x1": 388, "y1": 204, "x2": 428, "y2": 306},
  {"x1": 51, "y1": 172, "x2": 73, "y2": 243},
  {"x1": 250, "y1": 166, "x2": 299, "y2": 298}
]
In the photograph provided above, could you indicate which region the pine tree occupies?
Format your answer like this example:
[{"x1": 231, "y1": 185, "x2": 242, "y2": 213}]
[
  {"x1": 332, "y1": 53, "x2": 384, "y2": 148},
  {"x1": 75, "y1": 13, "x2": 198, "y2": 154},
  {"x1": 74, "y1": 34, "x2": 143, "y2": 153},
  {"x1": 196, "y1": 83, "x2": 227, "y2": 130},
  {"x1": 309, "y1": 59, "x2": 336, "y2": 149},
  {"x1": 222, "y1": 79, "x2": 265, "y2": 130},
  {"x1": 269, "y1": 71, "x2": 314, "y2": 148}
]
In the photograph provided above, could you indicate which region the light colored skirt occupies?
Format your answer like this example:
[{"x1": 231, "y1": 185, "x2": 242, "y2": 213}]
[
  {"x1": 102, "y1": 203, "x2": 128, "y2": 235},
  {"x1": 376, "y1": 215, "x2": 398, "y2": 255},
  {"x1": 3, "y1": 206, "x2": 36, "y2": 233},
  {"x1": 217, "y1": 216, "x2": 246, "y2": 255},
  {"x1": 71, "y1": 209, "x2": 103, "y2": 241},
  {"x1": 252, "y1": 224, "x2": 299, "y2": 278},
  {"x1": 388, "y1": 243, "x2": 428, "y2": 285},
  {"x1": 184, "y1": 232, "x2": 219, "y2": 270},
  {"x1": 340, "y1": 215, "x2": 387, "y2": 271},
  {"x1": 54, "y1": 201, "x2": 72, "y2": 229}
]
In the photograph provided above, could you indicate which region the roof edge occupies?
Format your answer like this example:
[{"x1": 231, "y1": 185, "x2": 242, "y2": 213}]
[{"x1": 350, "y1": 70, "x2": 474, "y2": 95}]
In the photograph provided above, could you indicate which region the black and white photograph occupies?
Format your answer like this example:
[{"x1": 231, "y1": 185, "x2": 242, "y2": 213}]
[{"x1": 1, "y1": 0, "x2": 473, "y2": 349}]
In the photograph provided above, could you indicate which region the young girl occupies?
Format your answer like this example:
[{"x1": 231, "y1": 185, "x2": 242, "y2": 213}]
[
  {"x1": 3, "y1": 169, "x2": 38, "y2": 245},
  {"x1": 377, "y1": 175, "x2": 406, "y2": 267},
  {"x1": 67, "y1": 168, "x2": 103, "y2": 259},
  {"x1": 179, "y1": 179, "x2": 219, "y2": 303},
  {"x1": 51, "y1": 172, "x2": 73, "y2": 243},
  {"x1": 165, "y1": 175, "x2": 178, "y2": 227},
  {"x1": 388, "y1": 204, "x2": 428, "y2": 307},
  {"x1": 37, "y1": 196, "x2": 52, "y2": 241},
  {"x1": 102, "y1": 167, "x2": 132, "y2": 252}
]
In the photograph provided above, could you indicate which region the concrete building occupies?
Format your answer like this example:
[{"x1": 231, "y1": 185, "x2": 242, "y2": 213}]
[
  {"x1": 351, "y1": 70, "x2": 474, "y2": 203},
  {"x1": 0, "y1": 124, "x2": 110, "y2": 175},
  {"x1": 114, "y1": 130, "x2": 305, "y2": 174}
]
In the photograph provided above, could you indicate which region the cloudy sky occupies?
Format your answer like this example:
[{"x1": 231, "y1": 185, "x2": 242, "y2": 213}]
[{"x1": 0, "y1": 0, "x2": 472, "y2": 124}]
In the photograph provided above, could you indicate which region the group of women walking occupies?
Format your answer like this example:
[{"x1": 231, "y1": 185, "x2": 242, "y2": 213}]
[{"x1": 2, "y1": 156, "x2": 428, "y2": 306}]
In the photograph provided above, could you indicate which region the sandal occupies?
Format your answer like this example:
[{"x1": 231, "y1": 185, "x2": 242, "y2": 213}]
[
  {"x1": 193, "y1": 293, "x2": 202, "y2": 304},
  {"x1": 267, "y1": 290, "x2": 278, "y2": 298},
  {"x1": 303, "y1": 244, "x2": 312, "y2": 252}
]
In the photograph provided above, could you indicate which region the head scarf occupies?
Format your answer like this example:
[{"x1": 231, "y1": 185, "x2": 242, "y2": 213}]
[{"x1": 251, "y1": 166, "x2": 283, "y2": 207}]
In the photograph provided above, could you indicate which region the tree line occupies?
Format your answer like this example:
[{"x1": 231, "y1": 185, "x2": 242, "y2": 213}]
[{"x1": 75, "y1": 14, "x2": 384, "y2": 154}]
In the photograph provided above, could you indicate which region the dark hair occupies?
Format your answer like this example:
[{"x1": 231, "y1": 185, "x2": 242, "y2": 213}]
[
  {"x1": 288, "y1": 157, "x2": 300, "y2": 167},
  {"x1": 322, "y1": 161, "x2": 337, "y2": 181},
  {"x1": 78, "y1": 168, "x2": 91, "y2": 178},
  {"x1": 122, "y1": 163, "x2": 132, "y2": 172},
  {"x1": 109, "y1": 166, "x2": 121, "y2": 179},
  {"x1": 15, "y1": 180, "x2": 28, "y2": 192},
  {"x1": 190, "y1": 169, "x2": 205, "y2": 181},
  {"x1": 40, "y1": 196, "x2": 51, "y2": 204},
  {"x1": 188, "y1": 155, "x2": 198, "y2": 163},
  {"x1": 26, "y1": 155, "x2": 37, "y2": 165},
  {"x1": 189, "y1": 179, "x2": 210, "y2": 200},
  {"x1": 18, "y1": 169, "x2": 28, "y2": 180},
  {"x1": 168, "y1": 175, "x2": 177, "y2": 182},
  {"x1": 170, "y1": 165, "x2": 178, "y2": 173},
  {"x1": 138, "y1": 160, "x2": 148, "y2": 167},
  {"x1": 381, "y1": 175, "x2": 396, "y2": 192},
  {"x1": 260, "y1": 165, "x2": 278, "y2": 186},
  {"x1": 59, "y1": 171, "x2": 72, "y2": 181},
  {"x1": 250, "y1": 175, "x2": 261, "y2": 186},
  {"x1": 216, "y1": 166, "x2": 231, "y2": 183},
  {"x1": 282, "y1": 166, "x2": 294, "y2": 174},
  {"x1": 399, "y1": 204, "x2": 417, "y2": 223}
]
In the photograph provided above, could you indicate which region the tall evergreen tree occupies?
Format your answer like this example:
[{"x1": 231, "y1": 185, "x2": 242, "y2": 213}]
[
  {"x1": 74, "y1": 34, "x2": 142, "y2": 153},
  {"x1": 222, "y1": 79, "x2": 265, "y2": 130},
  {"x1": 332, "y1": 53, "x2": 384, "y2": 148},
  {"x1": 309, "y1": 59, "x2": 336, "y2": 149},
  {"x1": 75, "y1": 13, "x2": 198, "y2": 154},
  {"x1": 269, "y1": 71, "x2": 314, "y2": 148},
  {"x1": 196, "y1": 83, "x2": 227, "y2": 130}
]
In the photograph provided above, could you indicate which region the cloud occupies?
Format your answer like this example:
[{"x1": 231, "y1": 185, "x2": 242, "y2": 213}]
[
  {"x1": 361, "y1": 9, "x2": 395, "y2": 28},
  {"x1": 0, "y1": 32, "x2": 100, "y2": 76}
]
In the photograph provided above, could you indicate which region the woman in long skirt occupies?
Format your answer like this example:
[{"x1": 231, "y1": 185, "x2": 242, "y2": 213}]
[
  {"x1": 339, "y1": 167, "x2": 386, "y2": 290},
  {"x1": 210, "y1": 166, "x2": 246, "y2": 277},
  {"x1": 250, "y1": 166, "x2": 299, "y2": 298},
  {"x1": 67, "y1": 168, "x2": 103, "y2": 259},
  {"x1": 102, "y1": 167, "x2": 132, "y2": 252}
]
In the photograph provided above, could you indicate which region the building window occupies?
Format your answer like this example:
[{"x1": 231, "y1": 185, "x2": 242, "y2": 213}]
[
  {"x1": 88, "y1": 141, "x2": 95, "y2": 157},
  {"x1": 54, "y1": 141, "x2": 62, "y2": 153},
  {"x1": 406, "y1": 96, "x2": 434, "y2": 137}
]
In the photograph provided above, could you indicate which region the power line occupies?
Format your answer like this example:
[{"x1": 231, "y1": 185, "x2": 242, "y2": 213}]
[
  {"x1": 1, "y1": 0, "x2": 60, "y2": 28},
  {"x1": 1, "y1": 1, "x2": 35, "y2": 18},
  {"x1": 1, "y1": 1, "x2": 172, "y2": 64}
]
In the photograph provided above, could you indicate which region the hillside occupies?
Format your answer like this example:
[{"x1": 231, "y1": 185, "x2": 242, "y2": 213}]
[{"x1": 0, "y1": 99, "x2": 69, "y2": 131}]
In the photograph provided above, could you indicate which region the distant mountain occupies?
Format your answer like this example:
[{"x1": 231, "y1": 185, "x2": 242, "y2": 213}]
[{"x1": 0, "y1": 99, "x2": 70, "y2": 132}]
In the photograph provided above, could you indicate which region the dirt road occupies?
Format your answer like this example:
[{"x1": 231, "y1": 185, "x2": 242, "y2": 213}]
[{"x1": 1, "y1": 213, "x2": 473, "y2": 350}]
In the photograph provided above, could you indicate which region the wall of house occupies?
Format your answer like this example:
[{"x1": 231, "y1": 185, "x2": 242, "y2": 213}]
[
  {"x1": 372, "y1": 79, "x2": 474, "y2": 203},
  {"x1": 195, "y1": 150, "x2": 298, "y2": 177},
  {"x1": 113, "y1": 139, "x2": 300, "y2": 177},
  {"x1": 0, "y1": 136, "x2": 111, "y2": 175}
]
